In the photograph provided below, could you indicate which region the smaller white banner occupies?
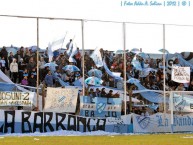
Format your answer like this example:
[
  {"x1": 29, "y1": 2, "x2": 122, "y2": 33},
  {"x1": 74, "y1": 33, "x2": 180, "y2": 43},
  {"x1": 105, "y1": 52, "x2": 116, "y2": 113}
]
[
  {"x1": 171, "y1": 66, "x2": 190, "y2": 83},
  {"x1": 0, "y1": 92, "x2": 35, "y2": 107}
]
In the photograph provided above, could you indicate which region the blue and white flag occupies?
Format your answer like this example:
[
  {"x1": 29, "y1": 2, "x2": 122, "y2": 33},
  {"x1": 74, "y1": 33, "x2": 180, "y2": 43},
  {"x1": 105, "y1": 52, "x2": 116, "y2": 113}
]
[
  {"x1": 50, "y1": 34, "x2": 66, "y2": 52},
  {"x1": 48, "y1": 34, "x2": 67, "y2": 62},
  {"x1": 131, "y1": 55, "x2": 142, "y2": 71},
  {"x1": 90, "y1": 47, "x2": 103, "y2": 68},
  {"x1": 130, "y1": 77, "x2": 168, "y2": 103},
  {"x1": 103, "y1": 60, "x2": 123, "y2": 80}
]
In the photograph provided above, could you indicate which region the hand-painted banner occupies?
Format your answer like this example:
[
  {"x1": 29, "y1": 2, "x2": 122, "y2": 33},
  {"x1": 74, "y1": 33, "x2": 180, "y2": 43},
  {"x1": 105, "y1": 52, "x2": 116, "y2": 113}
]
[
  {"x1": 133, "y1": 113, "x2": 193, "y2": 133},
  {"x1": 0, "y1": 110, "x2": 131, "y2": 134},
  {"x1": 172, "y1": 66, "x2": 190, "y2": 83},
  {"x1": 44, "y1": 87, "x2": 79, "y2": 113},
  {"x1": 80, "y1": 96, "x2": 122, "y2": 117},
  {"x1": 0, "y1": 91, "x2": 35, "y2": 107}
]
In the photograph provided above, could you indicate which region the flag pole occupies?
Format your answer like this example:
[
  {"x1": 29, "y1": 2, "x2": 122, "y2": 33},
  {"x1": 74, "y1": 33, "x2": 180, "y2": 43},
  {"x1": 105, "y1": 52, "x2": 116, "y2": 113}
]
[
  {"x1": 123, "y1": 22, "x2": 127, "y2": 115},
  {"x1": 60, "y1": 31, "x2": 68, "y2": 49},
  {"x1": 36, "y1": 18, "x2": 40, "y2": 111},
  {"x1": 81, "y1": 20, "x2": 85, "y2": 96}
]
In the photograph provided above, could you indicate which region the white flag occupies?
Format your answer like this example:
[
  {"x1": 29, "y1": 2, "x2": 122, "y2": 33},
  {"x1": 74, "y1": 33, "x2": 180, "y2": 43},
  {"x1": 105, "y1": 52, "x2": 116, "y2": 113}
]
[
  {"x1": 90, "y1": 47, "x2": 103, "y2": 68},
  {"x1": 50, "y1": 35, "x2": 66, "y2": 52},
  {"x1": 171, "y1": 66, "x2": 190, "y2": 83}
]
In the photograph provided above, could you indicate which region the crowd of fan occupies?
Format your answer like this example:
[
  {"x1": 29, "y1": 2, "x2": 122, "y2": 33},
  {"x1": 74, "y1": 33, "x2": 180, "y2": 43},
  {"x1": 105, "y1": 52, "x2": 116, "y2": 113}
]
[{"x1": 0, "y1": 43, "x2": 193, "y2": 93}]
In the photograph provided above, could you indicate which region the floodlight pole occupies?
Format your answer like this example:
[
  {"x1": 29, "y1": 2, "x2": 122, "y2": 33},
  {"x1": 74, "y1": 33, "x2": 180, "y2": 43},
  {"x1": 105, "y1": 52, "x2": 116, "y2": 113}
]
[
  {"x1": 123, "y1": 22, "x2": 127, "y2": 115},
  {"x1": 36, "y1": 18, "x2": 40, "y2": 110},
  {"x1": 81, "y1": 20, "x2": 85, "y2": 96}
]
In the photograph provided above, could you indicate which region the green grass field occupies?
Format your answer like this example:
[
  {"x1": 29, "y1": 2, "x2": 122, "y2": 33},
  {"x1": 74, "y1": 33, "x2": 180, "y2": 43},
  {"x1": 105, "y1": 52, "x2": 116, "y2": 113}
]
[{"x1": 0, "y1": 134, "x2": 193, "y2": 145}]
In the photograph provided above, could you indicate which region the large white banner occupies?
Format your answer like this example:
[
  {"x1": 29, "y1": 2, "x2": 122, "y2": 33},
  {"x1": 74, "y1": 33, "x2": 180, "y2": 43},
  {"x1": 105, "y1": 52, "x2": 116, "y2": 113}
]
[
  {"x1": 44, "y1": 87, "x2": 79, "y2": 113},
  {"x1": 171, "y1": 66, "x2": 190, "y2": 83},
  {"x1": 0, "y1": 91, "x2": 35, "y2": 107}
]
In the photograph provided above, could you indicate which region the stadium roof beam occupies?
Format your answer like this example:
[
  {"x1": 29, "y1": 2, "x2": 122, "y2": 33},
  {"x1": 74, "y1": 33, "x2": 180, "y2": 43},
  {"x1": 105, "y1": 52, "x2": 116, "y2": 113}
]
[{"x1": 1, "y1": 14, "x2": 193, "y2": 27}]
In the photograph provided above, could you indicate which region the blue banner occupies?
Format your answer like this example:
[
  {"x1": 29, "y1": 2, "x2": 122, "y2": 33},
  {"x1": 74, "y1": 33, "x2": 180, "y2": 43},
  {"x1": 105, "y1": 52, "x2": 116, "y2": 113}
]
[{"x1": 80, "y1": 96, "x2": 122, "y2": 118}]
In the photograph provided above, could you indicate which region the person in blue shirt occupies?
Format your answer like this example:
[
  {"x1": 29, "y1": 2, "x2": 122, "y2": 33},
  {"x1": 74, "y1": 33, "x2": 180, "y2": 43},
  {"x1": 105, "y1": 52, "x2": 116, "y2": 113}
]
[{"x1": 45, "y1": 70, "x2": 54, "y2": 87}]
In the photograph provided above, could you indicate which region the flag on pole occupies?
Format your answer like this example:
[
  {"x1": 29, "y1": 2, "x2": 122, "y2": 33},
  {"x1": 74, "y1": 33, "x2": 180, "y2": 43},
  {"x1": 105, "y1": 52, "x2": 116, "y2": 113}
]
[
  {"x1": 171, "y1": 66, "x2": 190, "y2": 83},
  {"x1": 48, "y1": 33, "x2": 67, "y2": 62},
  {"x1": 90, "y1": 47, "x2": 103, "y2": 68},
  {"x1": 50, "y1": 34, "x2": 67, "y2": 52},
  {"x1": 48, "y1": 43, "x2": 53, "y2": 62}
]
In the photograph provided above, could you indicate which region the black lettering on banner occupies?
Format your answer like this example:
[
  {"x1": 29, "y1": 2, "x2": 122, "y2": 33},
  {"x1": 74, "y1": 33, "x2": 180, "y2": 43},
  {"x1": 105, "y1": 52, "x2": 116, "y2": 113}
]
[
  {"x1": 56, "y1": 113, "x2": 66, "y2": 131},
  {"x1": 44, "y1": 112, "x2": 54, "y2": 132},
  {"x1": 85, "y1": 110, "x2": 89, "y2": 117},
  {"x1": 90, "y1": 111, "x2": 95, "y2": 117},
  {"x1": 97, "y1": 119, "x2": 106, "y2": 131},
  {"x1": 105, "y1": 111, "x2": 110, "y2": 117},
  {"x1": 77, "y1": 116, "x2": 86, "y2": 132},
  {"x1": 112, "y1": 112, "x2": 117, "y2": 118},
  {"x1": 4, "y1": 111, "x2": 15, "y2": 133},
  {"x1": 190, "y1": 104, "x2": 193, "y2": 109},
  {"x1": 87, "y1": 118, "x2": 96, "y2": 132},
  {"x1": 23, "y1": 92, "x2": 30, "y2": 100},
  {"x1": 22, "y1": 112, "x2": 32, "y2": 133},
  {"x1": 33, "y1": 112, "x2": 43, "y2": 133},
  {"x1": 68, "y1": 115, "x2": 76, "y2": 131}
]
